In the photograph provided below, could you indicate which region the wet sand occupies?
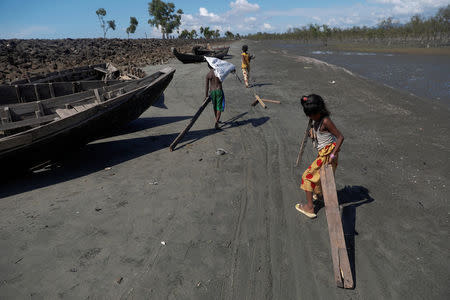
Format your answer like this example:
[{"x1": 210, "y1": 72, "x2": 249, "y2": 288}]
[{"x1": 0, "y1": 40, "x2": 449, "y2": 299}]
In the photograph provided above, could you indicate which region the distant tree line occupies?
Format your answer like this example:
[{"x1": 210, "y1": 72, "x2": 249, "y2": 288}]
[{"x1": 247, "y1": 5, "x2": 450, "y2": 46}]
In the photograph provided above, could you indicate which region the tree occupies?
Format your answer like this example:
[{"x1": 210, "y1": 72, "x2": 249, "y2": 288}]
[
  {"x1": 213, "y1": 29, "x2": 220, "y2": 38},
  {"x1": 225, "y1": 31, "x2": 235, "y2": 39},
  {"x1": 148, "y1": 0, "x2": 183, "y2": 39},
  {"x1": 200, "y1": 26, "x2": 214, "y2": 39},
  {"x1": 179, "y1": 29, "x2": 190, "y2": 39},
  {"x1": 96, "y1": 8, "x2": 116, "y2": 38},
  {"x1": 126, "y1": 17, "x2": 139, "y2": 38}
]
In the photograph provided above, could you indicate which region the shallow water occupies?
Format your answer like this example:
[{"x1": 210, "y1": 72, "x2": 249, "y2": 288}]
[{"x1": 275, "y1": 43, "x2": 450, "y2": 107}]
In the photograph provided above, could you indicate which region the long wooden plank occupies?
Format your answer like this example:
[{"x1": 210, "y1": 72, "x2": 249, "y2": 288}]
[
  {"x1": 169, "y1": 97, "x2": 210, "y2": 151},
  {"x1": 320, "y1": 164, "x2": 354, "y2": 289}
]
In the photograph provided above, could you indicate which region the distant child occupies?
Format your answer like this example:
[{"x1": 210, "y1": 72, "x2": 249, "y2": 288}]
[
  {"x1": 296, "y1": 94, "x2": 344, "y2": 219},
  {"x1": 205, "y1": 62, "x2": 225, "y2": 130},
  {"x1": 241, "y1": 45, "x2": 254, "y2": 88}
]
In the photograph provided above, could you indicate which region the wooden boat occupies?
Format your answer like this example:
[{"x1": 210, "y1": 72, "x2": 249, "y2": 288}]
[
  {"x1": 0, "y1": 67, "x2": 175, "y2": 171},
  {"x1": 192, "y1": 46, "x2": 230, "y2": 56},
  {"x1": 10, "y1": 63, "x2": 120, "y2": 84},
  {"x1": 0, "y1": 79, "x2": 123, "y2": 105},
  {"x1": 172, "y1": 48, "x2": 227, "y2": 64}
]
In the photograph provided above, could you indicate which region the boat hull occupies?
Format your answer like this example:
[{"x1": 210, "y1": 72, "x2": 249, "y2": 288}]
[{"x1": 0, "y1": 68, "x2": 175, "y2": 172}]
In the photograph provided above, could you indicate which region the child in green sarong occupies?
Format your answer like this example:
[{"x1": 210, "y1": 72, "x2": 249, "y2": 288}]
[{"x1": 205, "y1": 62, "x2": 225, "y2": 129}]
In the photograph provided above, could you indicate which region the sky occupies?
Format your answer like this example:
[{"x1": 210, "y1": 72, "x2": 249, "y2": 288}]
[{"x1": 0, "y1": 0, "x2": 447, "y2": 39}]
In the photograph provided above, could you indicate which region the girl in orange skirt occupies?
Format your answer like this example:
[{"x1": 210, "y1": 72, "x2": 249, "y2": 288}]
[{"x1": 296, "y1": 94, "x2": 344, "y2": 218}]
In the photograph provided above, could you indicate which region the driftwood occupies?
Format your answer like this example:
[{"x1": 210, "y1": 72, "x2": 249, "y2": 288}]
[
  {"x1": 320, "y1": 164, "x2": 354, "y2": 289},
  {"x1": 169, "y1": 96, "x2": 210, "y2": 151},
  {"x1": 261, "y1": 99, "x2": 281, "y2": 104},
  {"x1": 295, "y1": 119, "x2": 312, "y2": 166}
]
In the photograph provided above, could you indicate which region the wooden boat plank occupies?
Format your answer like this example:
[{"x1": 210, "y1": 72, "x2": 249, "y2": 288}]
[
  {"x1": 55, "y1": 108, "x2": 78, "y2": 119},
  {"x1": 0, "y1": 114, "x2": 58, "y2": 131}
]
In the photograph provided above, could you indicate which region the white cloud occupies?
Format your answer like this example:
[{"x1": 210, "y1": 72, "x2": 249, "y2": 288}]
[
  {"x1": 230, "y1": 0, "x2": 260, "y2": 13},
  {"x1": 371, "y1": 0, "x2": 449, "y2": 14},
  {"x1": 263, "y1": 23, "x2": 272, "y2": 30},
  {"x1": 245, "y1": 16, "x2": 257, "y2": 22}
]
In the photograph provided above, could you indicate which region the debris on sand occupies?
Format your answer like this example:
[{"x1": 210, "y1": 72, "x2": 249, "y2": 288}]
[
  {"x1": 216, "y1": 148, "x2": 227, "y2": 156},
  {"x1": 116, "y1": 277, "x2": 123, "y2": 284},
  {"x1": 161, "y1": 241, "x2": 166, "y2": 246}
]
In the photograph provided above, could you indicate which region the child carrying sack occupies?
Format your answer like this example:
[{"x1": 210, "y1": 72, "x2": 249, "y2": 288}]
[{"x1": 205, "y1": 57, "x2": 235, "y2": 82}]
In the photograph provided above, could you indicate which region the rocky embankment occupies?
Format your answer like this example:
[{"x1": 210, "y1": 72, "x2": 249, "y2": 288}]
[{"x1": 0, "y1": 38, "x2": 213, "y2": 83}]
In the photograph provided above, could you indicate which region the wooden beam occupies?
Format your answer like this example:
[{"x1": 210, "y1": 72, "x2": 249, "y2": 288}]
[
  {"x1": 261, "y1": 99, "x2": 281, "y2": 104},
  {"x1": 255, "y1": 94, "x2": 267, "y2": 109},
  {"x1": 320, "y1": 164, "x2": 354, "y2": 289},
  {"x1": 169, "y1": 97, "x2": 210, "y2": 151}
]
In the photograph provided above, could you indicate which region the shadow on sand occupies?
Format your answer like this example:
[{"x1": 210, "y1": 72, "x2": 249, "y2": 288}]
[
  {"x1": 0, "y1": 112, "x2": 270, "y2": 198},
  {"x1": 338, "y1": 185, "x2": 374, "y2": 287}
]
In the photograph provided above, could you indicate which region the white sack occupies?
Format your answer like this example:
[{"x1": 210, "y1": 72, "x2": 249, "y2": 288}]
[{"x1": 205, "y1": 57, "x2": 235, "y2": 82}]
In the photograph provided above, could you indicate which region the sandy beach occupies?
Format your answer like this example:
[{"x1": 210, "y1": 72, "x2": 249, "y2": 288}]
[{"x1": 0, "y1": 40, "x2": 449, "y2": 299}]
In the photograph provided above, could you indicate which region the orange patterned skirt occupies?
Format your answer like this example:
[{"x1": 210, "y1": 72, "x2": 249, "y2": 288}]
[{"x1": 300, "y1": 142, "x2": 338, "y2": 194}]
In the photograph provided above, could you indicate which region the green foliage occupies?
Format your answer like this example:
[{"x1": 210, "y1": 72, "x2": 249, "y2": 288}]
[
  {"x1": 178, "y1": 29, "x2": 198, "y2": 39},
  {"x1": 246, "y1": 5, "x2": 450, "y2": 46},
  {"x1": 148, "y1": 0, "x2": 183, "y2": 39},
  {"x1": 126, "y1": 17, "x2": 139, "y2": 38},
  {"x1": 200, "y1": 26, "x2": 220, "y2": 39},
  {"x1": 225, "y1": 31, "x2": 235, "y2": 39},
  {"x1": 96, "y1": 8, "x2": 116, "y2": 38}
]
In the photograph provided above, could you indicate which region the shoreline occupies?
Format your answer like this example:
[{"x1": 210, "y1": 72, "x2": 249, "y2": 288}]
[{"x1": 0, "y1": 40, "x2": 449, "y2": 299}]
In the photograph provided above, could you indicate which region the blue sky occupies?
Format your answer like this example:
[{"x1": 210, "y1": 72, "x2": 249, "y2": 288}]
[{"x1": 0, "y1": 0, "x2": 447, "y2": 39}]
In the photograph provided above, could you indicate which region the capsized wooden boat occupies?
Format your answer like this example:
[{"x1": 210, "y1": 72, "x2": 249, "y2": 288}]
[
  {"x1": 0, "y1": 79, "x2": 123, "y2": 106},
  {"x1": 0, "y1": 67, "x2": 175, "y2": 171},
  {"x1": 172, "y1": 48, "x2": 227, "y2": 64},
  {"x1": 10, "y1": 63, "x2": 121, "y2": 84}
]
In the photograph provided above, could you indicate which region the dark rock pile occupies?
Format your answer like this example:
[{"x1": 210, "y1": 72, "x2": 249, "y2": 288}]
[{"x1": 0, "y1": 38, "x2": 206, "y2": 83}]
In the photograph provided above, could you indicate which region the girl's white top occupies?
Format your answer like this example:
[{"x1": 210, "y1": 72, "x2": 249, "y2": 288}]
[{"x1": 314, "y1": 119, "x2": 336, "y2": 150}]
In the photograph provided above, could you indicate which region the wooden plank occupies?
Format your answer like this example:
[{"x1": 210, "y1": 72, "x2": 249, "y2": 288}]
[
  {"x1": 14, "y1": 85, "x2": 22, "y2": 103},
  {"x1": 33, "y1": 84, "x2": 40, "y2": 101},
  {"x1": 93, "y1": 88, "x2": 103, "y2": 103},
  {"x1": 1, "y1": 107, "x2": 13, "y2": 124},
  {"x1": 261, "y1": 99, "x2": 281, "y2": 104},
  {"x1": 0, "y1": 114, "x2": 58, "y2": 131},
  {"x1": 169, "y1": 97, "x2": 211, "y2": 151},
  {"x1": 320, "y1": 164, "x2": 354, "y2": 289},
  {"x1": 55, "y1": 108, "x2": 77, "y2": 119},
  {"x1": 295, "y1": 119, "x2": 312, "y2": 166},
  {"x1": 255, "y1": 94, "x2": 267, "y2": 109},
  {"x1": 35, "y1": 101, "x2": 45, "y2": 118},
  {"x1": 48, "y1": 83, "x2": 55, "y2": 98}
]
